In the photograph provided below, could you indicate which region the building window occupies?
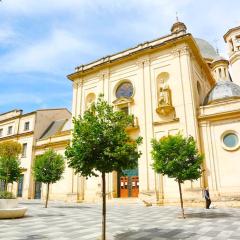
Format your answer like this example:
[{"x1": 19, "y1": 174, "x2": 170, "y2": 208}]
[
  {"x1": 17, "y1": 175, "x2": 24, "y2": 197},
  {"x1": 24, "y1": 122, "x2": 30, "y2": 131},
  {"x1": 0, "y1": 128, "x2": 3, "y2": 137},
  {"x1": 222, "y1": 132, "x2": 239, "y2": 151},
  {"x1": 22, "y1": 143, "x2": 27, "y2": 158},
  {"x1": 116, "y1": 82, "x2": 133, "y2": 99},
  {"x1": 7, "y1": 126, "x2": 13, "y2": 135}
]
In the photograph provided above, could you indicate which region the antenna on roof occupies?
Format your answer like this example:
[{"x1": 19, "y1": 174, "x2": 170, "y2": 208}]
[
  {"x1": 213, "y1": 38, "x2": 220, "y2": 54},
  {"x1": 176, "y1": 12, "x2": 179, "y2": 22}
]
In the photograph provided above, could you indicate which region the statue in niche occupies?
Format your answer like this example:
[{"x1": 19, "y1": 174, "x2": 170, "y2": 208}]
[
  {"x1": 156, "y1": 83, "x2": 175, "y2": 116},
  {"x1": 159, "y1": 83, "x2": 171, "y2": 106}
]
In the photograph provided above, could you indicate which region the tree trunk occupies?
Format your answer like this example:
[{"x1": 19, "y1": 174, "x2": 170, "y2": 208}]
[
  {"x1": 4, "y1": 180, "x2": 7, "y2": 191},
  {"x1": 102, "y1": 172, "x2": 106, "y2": 240},
  {"x1": 178, "y1": 180, "x2": 185, "y2": 218},
  {"x1": 45, "y1": 183, "x2": 50, "y2": 208}
]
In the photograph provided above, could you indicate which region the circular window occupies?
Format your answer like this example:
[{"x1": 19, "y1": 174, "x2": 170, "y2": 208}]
[
  {"x1": 116, "y1": 82, "x2": 133, "y2": 99},
  {"x1": 222, "y1": 132, "x2": 239, "y2": 150}
]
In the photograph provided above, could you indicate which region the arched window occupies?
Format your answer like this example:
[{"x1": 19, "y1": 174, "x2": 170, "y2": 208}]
[{"x1": 116, "y1": 82, "x2": 133, "y2": 99}]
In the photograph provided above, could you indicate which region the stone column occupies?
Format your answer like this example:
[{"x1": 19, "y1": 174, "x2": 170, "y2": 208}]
[{"x1": 136, "y1": 58, "x2": 156, "y2": 203}]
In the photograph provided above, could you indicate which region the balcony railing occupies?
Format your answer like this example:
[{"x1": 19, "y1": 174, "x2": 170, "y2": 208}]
[{"x1": 126, "y1": 116, "x2": 139, "y2": 131}]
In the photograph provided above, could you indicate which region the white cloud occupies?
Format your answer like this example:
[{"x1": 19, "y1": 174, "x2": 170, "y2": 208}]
[
  {"x1": 0, "y1": 28, "x2": 100, "y2": 73},
  {"x1": 0, "y1": 92, "x2": 43, "y2": 106},
  {"x1": 0, "y1": 0, "x2": 239, "y2": 73},
  {"x1": 1, "y1": 0, "x2": 192, "y2": 17}
]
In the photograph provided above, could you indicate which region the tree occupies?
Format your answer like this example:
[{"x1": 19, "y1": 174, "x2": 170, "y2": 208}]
[
  {"x1": 65, "y1": 95, "x2": 142, "y2": 240},
  {"x1": 151, "y1": 133, "x2": 203, "y2": 218},
  {"x1": 32, "y1": 149, "x2": 65, "y2": 208},
  {"x1": 0, "y1": 141, "x2": 22, "y2": 191}
]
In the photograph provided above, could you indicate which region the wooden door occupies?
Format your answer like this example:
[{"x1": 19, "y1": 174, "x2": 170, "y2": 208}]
[
  {"x1": 131, "y1": 176, "x2": 139, "y2": 197},
  {"x1": 120, "y1": 176, "x2": 129, "y2": 198}
]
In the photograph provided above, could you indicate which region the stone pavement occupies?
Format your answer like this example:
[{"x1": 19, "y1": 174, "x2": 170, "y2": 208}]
[{"x1": 0, "y1": 200, "x2": 240, "y2": 240}]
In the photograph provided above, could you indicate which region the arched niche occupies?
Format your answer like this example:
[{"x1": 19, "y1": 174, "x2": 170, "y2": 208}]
[
  {"x1": 156, "y1": 72, "x2": 175, "y2": 116},
  {"x1": 85, "y1": 93, "x2": 96, "y2": 110},
  {"x1": 157, "y1": 72, "x2": 170, "y2": 89}
]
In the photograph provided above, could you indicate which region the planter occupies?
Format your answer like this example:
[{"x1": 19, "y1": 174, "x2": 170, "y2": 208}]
[
  {"x1": 0, "y1": 208, "x2": 27, "y2": 219},
  {"x1": 0, "y1": 199, "x2": 18, "y2": 209},
  {"x1": 0, "y1": 199, "x2": 27, "y2": 219}
]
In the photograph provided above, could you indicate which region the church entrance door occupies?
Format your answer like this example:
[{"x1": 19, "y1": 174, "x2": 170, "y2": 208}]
[{"x1": 119, "y1": 169, "x2": 139, "y2": 198}]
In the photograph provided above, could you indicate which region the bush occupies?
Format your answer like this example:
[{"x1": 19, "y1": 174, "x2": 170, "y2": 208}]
[{"x1": 0, "y1": 191, "x2": 16, "y2": 199}]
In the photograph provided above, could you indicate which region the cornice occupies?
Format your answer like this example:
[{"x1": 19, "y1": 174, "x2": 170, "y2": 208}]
[
  {"x1": 34, "y1": 139, "x2": 70, "y2": 150},
  {"x1": 67, "y1": 34, "x2": 192, "y2": 80},
  {"x1": 0, "y1": 112, "x2": 36, "y2": 125},
  {"x1": 0, "y1": 131, "x2": 34, "y2": 142},
  {"x1": 153, "y1": 118, "x2": 179, "y2": 126},
  {"x1": 198, "y1": 109, "x2": 240, "y2": 121},
  {"x1": 229, "y1": 53, "x2": 240, "y2": 65},
  {"x1": 67, "y1": 34, "x2": 215, "y2": 87}
]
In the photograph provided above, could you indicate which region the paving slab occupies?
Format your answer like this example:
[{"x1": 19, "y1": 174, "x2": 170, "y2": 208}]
[{"x1": 0, "y1": 201, "x2": 240, "y2": 239}]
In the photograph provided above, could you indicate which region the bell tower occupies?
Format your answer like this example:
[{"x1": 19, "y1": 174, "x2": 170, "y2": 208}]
[{"x1": 224, "y1": 26, "x2": 240, "y2": 85}]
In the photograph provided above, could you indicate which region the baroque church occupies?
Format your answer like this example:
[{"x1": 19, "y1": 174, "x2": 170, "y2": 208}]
[{"x1": 1, "y1": 21, "x2": 240, "y2": 205}]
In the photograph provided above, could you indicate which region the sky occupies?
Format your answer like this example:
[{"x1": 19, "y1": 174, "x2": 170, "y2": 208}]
[{"x1": 0, "y1": 0, "x2": 239, "y2": 114}]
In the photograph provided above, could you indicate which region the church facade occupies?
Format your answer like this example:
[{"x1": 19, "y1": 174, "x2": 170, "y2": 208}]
[{"x1": 65, "y1": 22, "x2": 240, "y2": 204}]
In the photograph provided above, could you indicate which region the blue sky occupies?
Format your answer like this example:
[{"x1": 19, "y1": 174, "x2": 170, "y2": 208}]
[{"x1": 0, "y1": 0, "x2": 239, "y2": 114}]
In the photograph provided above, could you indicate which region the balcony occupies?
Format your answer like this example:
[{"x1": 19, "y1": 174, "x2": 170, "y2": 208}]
[{"x1": 126, "y1": 116, "x2": 139, "y2": 131}]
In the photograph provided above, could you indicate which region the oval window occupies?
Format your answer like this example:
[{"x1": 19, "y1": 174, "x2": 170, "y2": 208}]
[
  {"x1": 116, "y1": 82, "x2": 133, "y2": 99},
  {"x1": 223, "y1": 133, "x2": 239, "y2": 149}
]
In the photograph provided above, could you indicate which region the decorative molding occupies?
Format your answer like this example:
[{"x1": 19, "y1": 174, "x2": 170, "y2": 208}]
[
  {"x1": 72, "y1": 81, "x2": 78, "y2": 89},
  {"x1": 156, "y1": 105, "x2": 175, "y2": 116},
  {"x1": 171, "y1": 46, "x2": 190, "y2": 57},
  {"x1": 135, "y1": 60, "x2": 144, "y2": 68},
  {"x1": 153, "y1": 118, "x2": 179, "y2": 126},
  {"x1": 143, "y1": 58, "x2": 151, "y2": 66},
  {"x1": 73, "y1": 78, "x2": 83, "y2": 88},
  {"x1": 0, "y1": 131, "x2": 34, "y2": 142},
  {"x1": 112, "y1": 97, "x2": 134, "y2": 106},
  {"x1": 179, "y1": 46, "x2": 190, "y2": 56},
  {"x1": 34, "y1": 139, "x2": 70, "y2": 150},
  {"x1": 171, "y1": 48, "x2": 180, "y2": 57}
]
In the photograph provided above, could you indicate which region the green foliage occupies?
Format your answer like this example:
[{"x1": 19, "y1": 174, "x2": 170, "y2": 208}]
[
  {"x1": 0, "y1": 141, "x2": 22, "y2": 159},
  {"x1": 65, "y1": 95, "x2": 142, "y2": 177},
  {"x1": 0, "y1": 141, "x2": 22, "y2": 189},
  {"x1": 0, "y1": 191, "x2": 15, "y2": 199},
  {"x1": 32, "y1": 149, "x2": 65, "y2": 184},
  {"x1": 152, "y1": 133, "x2": 203, "y2": 183}
]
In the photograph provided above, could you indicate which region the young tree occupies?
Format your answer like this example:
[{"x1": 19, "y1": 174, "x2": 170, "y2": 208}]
[
  {"x1": 0, "y1": 141, "x2": 22, "y2": 191},
  {"x1": 151, "y1": 134, "x2": 203, "y2": 218},
  {"x1": 65, "y1": 95, "x2": 142, "y2": 240},
  {"x1": 32, "y1": 149, "x2": 65, "y2": 208}
]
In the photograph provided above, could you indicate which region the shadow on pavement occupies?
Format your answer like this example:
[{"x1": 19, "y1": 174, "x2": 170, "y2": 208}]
[
  {"x1": 20, "y1": 202, "x2": 42, "y2": 205},
  {"x1": 185, "y1": 212, "x2": 232, "y2": 219},
  {"x1": 115, "y1": 228, "x2": 198, "y2": 240},
  {"x1": 53, "y1": 205, "x2": 91, "y2": 209},
  {"x1": 21, "y1": 234, "x2": 48, "y2": 240}
]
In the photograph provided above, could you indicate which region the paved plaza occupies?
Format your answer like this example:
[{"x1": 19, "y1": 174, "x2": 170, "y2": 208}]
[{"x1": 1, "y1": 201, "x2": 240, "y2": 240}]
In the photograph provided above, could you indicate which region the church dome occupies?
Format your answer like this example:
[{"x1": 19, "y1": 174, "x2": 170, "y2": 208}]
[
  {"x1": 203, "y1": 80, "x2": 240, "y2": 105},
  {"x1": 195, "y1": 38, "x2": 219, "y2": 60}
]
